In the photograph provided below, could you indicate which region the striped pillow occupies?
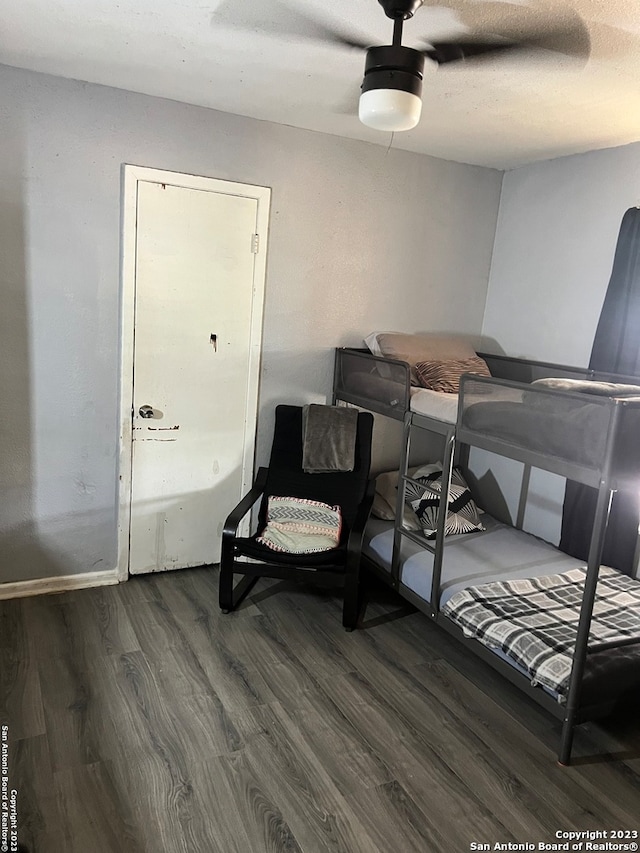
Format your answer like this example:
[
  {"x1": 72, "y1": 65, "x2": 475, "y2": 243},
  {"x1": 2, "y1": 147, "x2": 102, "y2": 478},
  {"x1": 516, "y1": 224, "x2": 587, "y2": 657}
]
[
  {"x1": 404, "y1": 464, "x2": 484, "y2": 539},
  {"x1": 257, "y1": 496, "x2": 342, "y2": 553},
  {"x1": 415, "y1": 356, "x2": 490, "y2": 393}
]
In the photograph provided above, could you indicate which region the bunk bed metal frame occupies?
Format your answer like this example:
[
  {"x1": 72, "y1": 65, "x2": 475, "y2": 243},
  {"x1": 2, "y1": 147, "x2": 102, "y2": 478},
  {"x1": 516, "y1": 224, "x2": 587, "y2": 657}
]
[{"x1": 332, "y1": 346, "x2": 640, "y2": 765}]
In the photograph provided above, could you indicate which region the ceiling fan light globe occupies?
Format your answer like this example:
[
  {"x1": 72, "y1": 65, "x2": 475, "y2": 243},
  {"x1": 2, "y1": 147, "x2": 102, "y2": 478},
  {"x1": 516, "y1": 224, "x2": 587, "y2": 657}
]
[{"x1": 359, "y1": 88, "x2": 422, "y2": 132}]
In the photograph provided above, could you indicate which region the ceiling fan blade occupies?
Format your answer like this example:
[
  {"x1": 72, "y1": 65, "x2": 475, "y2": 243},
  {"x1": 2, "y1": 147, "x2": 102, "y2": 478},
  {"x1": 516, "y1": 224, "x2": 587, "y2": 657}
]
[
  {"x1": 212, "y1": 0, "x2": 370, "y2": 49},
  {"x1": 423, "y1": 19, "x2": 591, "y2": 66},
  {"x1": 423, "y1": 39, "x2": 519, "y2": 64},
  {"x1": 276, "y1": 2, "x2": 371, "y2": 50},
  {"x1": 417, "y1": 2, "x2": 590, "y2": 58},
  {"x1": 307, "y1": 23, "x2": 371, "y2": 51}
]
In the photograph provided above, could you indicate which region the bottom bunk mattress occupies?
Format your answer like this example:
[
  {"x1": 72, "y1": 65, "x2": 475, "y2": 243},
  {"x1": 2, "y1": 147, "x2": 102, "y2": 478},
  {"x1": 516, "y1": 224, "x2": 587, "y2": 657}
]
[
  {"x1": 363, "y1": 515, "x2": 582, "y2": 607},
  {"x1": 362, "y1": 517, "x2": 640, "y2": 706},
  {"x1": 442, "y1": 566, "x2": 640, "y2": 698}
]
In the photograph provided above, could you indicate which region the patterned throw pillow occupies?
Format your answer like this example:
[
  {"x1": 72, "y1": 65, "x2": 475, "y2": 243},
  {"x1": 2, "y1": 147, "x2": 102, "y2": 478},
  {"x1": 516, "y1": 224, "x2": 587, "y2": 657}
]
[
  {"x1": 404, "y1": 464, "x2": 484, "y2": 539},
  {"x1": 414, "y1": 356, "x2": 491, "y2": 393},
  {"x1": 257, "y1": 496, "x2": 342, "y2": 553}
]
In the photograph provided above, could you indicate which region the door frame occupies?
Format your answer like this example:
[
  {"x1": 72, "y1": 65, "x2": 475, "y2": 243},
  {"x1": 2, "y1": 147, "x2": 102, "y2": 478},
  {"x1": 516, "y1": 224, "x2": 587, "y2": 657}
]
[{"x1": 117, "y1": 165, "x2": 270, "y2": 580}]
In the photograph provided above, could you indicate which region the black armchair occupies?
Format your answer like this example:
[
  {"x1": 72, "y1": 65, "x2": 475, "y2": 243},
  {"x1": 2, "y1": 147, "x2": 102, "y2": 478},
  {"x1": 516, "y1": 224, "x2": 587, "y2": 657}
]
[{"x1": 219, "y1": 405, "x2": 374, "y2": 630}]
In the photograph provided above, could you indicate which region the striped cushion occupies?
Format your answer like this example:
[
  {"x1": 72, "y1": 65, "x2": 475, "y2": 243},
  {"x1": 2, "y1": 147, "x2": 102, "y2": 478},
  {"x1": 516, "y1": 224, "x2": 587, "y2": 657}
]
[
  {"x1": 405, "y1": 464, "x2": 484, "y2": 539},
  {"x1": 257, "y1": 496, "x2": 342, "y2": 553},
  {"x1": 415, "y1": 356, "x2": 490, "y2": 393}
]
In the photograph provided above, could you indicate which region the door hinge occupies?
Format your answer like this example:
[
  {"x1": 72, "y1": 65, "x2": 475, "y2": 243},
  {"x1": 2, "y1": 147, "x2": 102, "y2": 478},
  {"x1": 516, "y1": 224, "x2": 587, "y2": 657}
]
[{"x1": 251, "y1": 233, "x2": 260, "y2": 254}]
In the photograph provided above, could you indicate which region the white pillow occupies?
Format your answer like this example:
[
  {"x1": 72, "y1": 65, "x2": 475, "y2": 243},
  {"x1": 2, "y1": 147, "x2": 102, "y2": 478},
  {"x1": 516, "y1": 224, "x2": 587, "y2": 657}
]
[
  {"x1": 371, "y1": 467, "x2": 422, "y2": 531},
  {"x1": 364, "y1": 331, "x2": 401, "y2": 357}
]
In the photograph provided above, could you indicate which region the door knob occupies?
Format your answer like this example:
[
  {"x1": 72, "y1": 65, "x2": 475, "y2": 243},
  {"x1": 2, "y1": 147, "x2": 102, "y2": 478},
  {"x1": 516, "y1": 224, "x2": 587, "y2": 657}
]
[{"x1": 139, "y1": 405, "x2": 155, "y2": 419}]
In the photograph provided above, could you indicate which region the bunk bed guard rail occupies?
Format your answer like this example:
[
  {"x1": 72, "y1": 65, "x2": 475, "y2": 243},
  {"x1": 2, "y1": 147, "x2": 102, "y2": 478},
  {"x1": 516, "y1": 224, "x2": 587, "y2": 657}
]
[{"x1": 456, "y1": 374, "x2": 640, "y2": 492}]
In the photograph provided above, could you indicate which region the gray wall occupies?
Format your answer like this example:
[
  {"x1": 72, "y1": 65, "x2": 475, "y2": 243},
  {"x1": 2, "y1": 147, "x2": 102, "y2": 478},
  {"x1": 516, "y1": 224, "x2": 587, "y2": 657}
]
[
  {"x1": 479, "y1": 141, "x2": 640, "y2": 545},
  {"x1": 482, "y1": 141, "x2": 640, "y2": 365},
  {"x1": 0, "y1": 64, "x2": 502, "y2": 584}
]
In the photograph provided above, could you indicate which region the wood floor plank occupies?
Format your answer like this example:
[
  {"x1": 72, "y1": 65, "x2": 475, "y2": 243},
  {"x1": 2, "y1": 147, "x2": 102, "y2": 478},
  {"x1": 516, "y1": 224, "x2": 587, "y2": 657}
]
[
  {"x1": 0, "y1": 598, "x2": 25, "y2": 651},
  {"x1": 584, "y1": 700, "x2": 640, "y2": 761},
  {"x1": 244, "y1": 701, "x2": 387, "y2": 853},
  {"x1": 361, "y1": 665, "x2": 584, "y2": 838},
  {"x1": 156, "y1": 564, "x2": 261, "y2": 620},
  {"x1": 130, "y1": 599, "x2": 279, "y2": 715},
  {"x1": 287, "y1": 690, "x2": 392, "y2": 794},
  {"x1": 23, "y1": 595, "x2": 87, "y2": 661},
  {"x1": 319, "y1": 669, "x2": 519, "y2": 848},
  {"x1": 260, "y1": 601, "x2": 368, "y2": 683},
  {"x1": 61, "y1": 648, "x2": 230, "y2": 852},
  {"x1": 136, "y1": 636, "x2": 270, "y2": 749},
  {"x1": 186, "y1": 754, "x2": 263, "y2": 853},
  {"x1": 215, "y1": 750, "x2": 305, "y2": 853},
  {"x1": 10, "y1": 734, "x2": 61, "y2": 853},
  {"x1": 110, "y1": 649, "x2": 220, "y2": 766},
  {"x1": 38, "y1": 653, "x2": 104, "y2": 772},
  {"x1": 312, "y1": 615, "x2": 432, "y2": 703},
  {"x1": 346, "y1": 778, "x2": 451, "y2": 853},
  {"x1": 102, "y1": 652, "x2": 226, "y2": 852},
  {"x1": 103, "y1": 748, "x2": 210, "y2": 853},
  {"x1": 64, "y1": 585, "x2": 141, "y2": 656},
  {"x1": 93, "y1": 573, "x2": 162, "y2": 607},
  {"x1": 410, "y1": 657, "x2": 640, "y2": 830},
  {"x1": 380, "y1": 682, "x2": 556, "y2": 837},
  {"x1": 219, "y1": 613, "x2": 325, "y2": 710},
  {"x1": 129, "y1": 604, "x2": 221, "y2": 696},
  {"x1": 126, "y1": 597, "x2": 194, "y2": 652},
  {"x1": 128, "y1": 597, "x2": 291, "y2": 711},
  {"x1": 0, "y1": 606, "x2": 45, "y2": 740},
  {"x1": 54, "y1": 760, "x2": 144, "y2": 853}
]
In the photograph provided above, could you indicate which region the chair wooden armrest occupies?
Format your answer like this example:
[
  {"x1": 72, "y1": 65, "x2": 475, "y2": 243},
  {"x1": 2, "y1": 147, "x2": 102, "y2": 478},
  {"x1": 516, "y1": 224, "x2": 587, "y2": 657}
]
[
  {"x1": 219, "y1": 467, "x2": 268, "y2": 612},
  {"x1": 222, "y1": 467, "x2": 268, "y2": 540},
  {"x1": 341, "y1": 478, "x2": 375, "y2": 630}
]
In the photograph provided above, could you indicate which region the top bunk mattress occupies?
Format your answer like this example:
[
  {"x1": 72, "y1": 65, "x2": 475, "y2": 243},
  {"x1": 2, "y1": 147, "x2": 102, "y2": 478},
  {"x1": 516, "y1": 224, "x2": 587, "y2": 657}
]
[
  {"x1": 409, "y1": 387, "x2": 458, "y2": 422},
  {"x1": 408, "y1": 387, "x2": 512, "y2": 423}
]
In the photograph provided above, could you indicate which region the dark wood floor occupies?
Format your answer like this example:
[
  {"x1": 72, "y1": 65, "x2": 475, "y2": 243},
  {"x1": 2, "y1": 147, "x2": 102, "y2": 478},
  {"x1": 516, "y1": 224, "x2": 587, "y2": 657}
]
[{"x1": 2, "y1": 568, "x2": 639, "y2": 853}]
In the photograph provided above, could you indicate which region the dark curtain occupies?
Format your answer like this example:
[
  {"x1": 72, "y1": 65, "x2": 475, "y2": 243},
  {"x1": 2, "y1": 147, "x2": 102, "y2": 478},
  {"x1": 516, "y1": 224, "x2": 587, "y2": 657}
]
[{"x1": 559, "y1": 208, "x2": 640, "y2": 574}]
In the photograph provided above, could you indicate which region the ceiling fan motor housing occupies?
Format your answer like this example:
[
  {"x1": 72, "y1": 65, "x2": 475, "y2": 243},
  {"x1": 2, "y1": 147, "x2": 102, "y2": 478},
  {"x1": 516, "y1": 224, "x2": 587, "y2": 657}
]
[
  {"x1": 359, "y1": 46, "x2": 425, "y2": 131},
  {"x1": 361, "y1": 45, "x2": 424, "y2": 97}
]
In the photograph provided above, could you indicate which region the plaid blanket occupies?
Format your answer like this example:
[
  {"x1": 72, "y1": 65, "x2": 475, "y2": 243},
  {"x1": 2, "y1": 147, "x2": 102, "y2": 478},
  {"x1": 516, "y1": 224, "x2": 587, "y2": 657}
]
[{"x1": 442, "y1": 566, "x2": 640, "y2": 697}]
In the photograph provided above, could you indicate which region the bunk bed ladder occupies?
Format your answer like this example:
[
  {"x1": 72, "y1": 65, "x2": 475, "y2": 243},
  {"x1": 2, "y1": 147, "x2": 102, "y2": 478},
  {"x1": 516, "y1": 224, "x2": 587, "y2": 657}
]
[
  {"x1": 429, "y1": 429, "x2": 456, "y2": 616},
  {"x1": 392, "y1": 413, "x2": 413, "y2": 592},
  {"x1": 391, "y1": 413, "x2": 456, "y2": 616}
]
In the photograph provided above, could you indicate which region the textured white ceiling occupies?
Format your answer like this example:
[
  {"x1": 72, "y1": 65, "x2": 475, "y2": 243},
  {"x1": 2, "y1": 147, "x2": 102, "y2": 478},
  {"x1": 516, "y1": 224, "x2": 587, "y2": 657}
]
[{"x1": 1, "y1": 0, "x2": 640, "y2": 168}]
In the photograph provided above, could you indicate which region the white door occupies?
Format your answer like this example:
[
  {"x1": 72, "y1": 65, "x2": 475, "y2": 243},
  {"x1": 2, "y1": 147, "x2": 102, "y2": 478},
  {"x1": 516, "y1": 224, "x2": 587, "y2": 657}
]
[{"x1": 120, "y1": 170, "x2": 269, "y2": 576}]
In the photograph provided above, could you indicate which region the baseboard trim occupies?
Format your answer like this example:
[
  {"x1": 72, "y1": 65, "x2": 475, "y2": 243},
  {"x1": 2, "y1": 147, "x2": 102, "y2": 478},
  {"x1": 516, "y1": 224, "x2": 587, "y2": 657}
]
[{"x1": 0, "y1": 568, "x2": 121, "y2": 600}]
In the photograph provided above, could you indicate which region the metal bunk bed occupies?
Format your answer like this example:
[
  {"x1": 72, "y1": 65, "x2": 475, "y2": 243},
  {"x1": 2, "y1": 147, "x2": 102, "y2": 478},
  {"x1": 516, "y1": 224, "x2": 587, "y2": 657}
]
[{"x1": 332, "y1": 346, "x2": 640, "y2": 764}]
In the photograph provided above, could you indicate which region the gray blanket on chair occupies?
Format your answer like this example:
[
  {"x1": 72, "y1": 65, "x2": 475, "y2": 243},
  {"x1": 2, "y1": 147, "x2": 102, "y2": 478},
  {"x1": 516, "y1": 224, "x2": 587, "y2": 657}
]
[{"x1": 302, "y1": 404, "x2": 358, "y2": 473}]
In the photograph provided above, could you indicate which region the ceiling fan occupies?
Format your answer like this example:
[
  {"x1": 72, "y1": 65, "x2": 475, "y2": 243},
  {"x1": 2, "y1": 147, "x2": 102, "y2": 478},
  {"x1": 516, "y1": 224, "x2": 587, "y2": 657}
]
[
  {"x1": 281, "y1": 0, "x2": 591, "y2": 133},
  {"x1": 212, "y1": 0, "x2": 591, "y2": 134}
]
